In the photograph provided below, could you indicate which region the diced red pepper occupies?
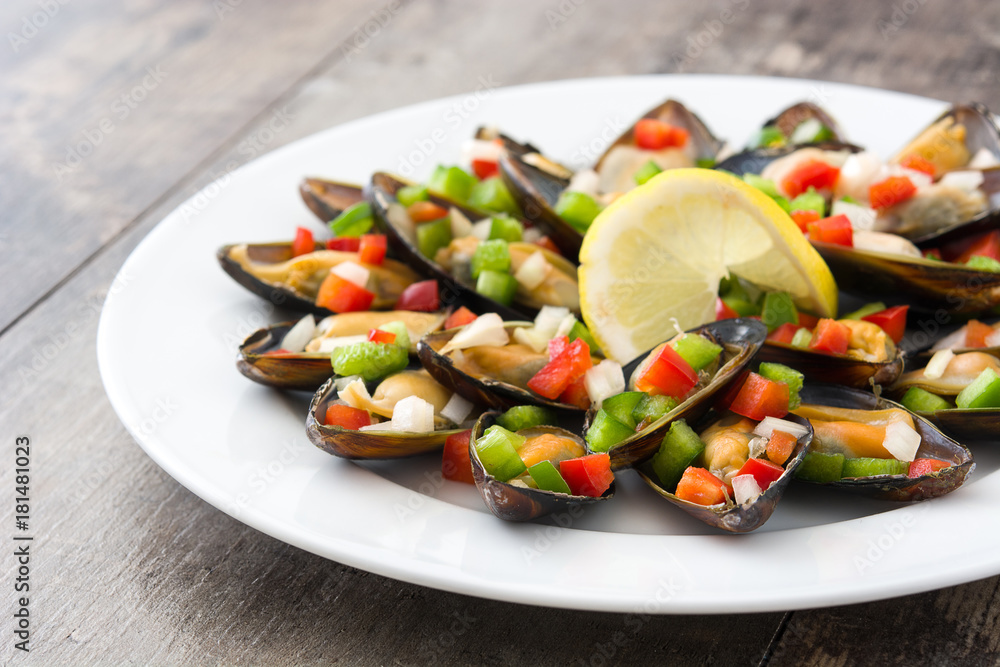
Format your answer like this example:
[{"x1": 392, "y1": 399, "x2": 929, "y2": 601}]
[
  {"x1": 263, "y1": 348, "x2": 292, "y2": 356},
  {"x1": 358, "y1": 234, "x2": 387, "y2": 265},
  {"x1": 633, "y1": 343, "x2": 698, "y2": 399},
  {"x1": 444, "y1": 306, "x2": 478, "y2": 330},
  {"x1": 728, "y1": 372, "x2": 790, "y2": 420},
  {"x1": 442, "y1": 430, "x2": 476, "y2": 484},
  {"x1": 782, "y1": 160, "x2": 840, "y2": 198},
  {"x1": 807, "y1": 214, "x2": 853, "y2": 247},
  {"x1": 316, "y1": 272, "x2": 376, "y2": 313},
  {"x1": 533, "y1": 236, "x2": 563, "y2": 255},
  {"x1": 674, "y1": 467, "x2": 727, "y2": 505},
  {"x1": 292, "y1": 227, "x2": 315, "y2": 257},
  {"x1": 899, "y1": 153, "x2": 937, "y2": 177},
  {"x1": 367, "y1": 328, "x2": 396, "y2": 345},
  {"x1": 907, "y1": 458, "x2": 951, "y2": 478},
  {"x1": 324, "y1": 404, "x2": 372, "y2": 430},
  {"x1": 923, "y1": 248, "x2": 942, "y2": 260},
  {"x1": 766, "y1": 430, "x2": 798, "y2": 466},
  {"x1": 559, "y1": 453, "x2": 614, "y2": 497},
  {"x1": 797, "y1": 312, "x2": 820, "y2": 329},
  {"x1": 471, "y1": 158, "x2": 499, "y2": 180},
  {"x1": 955, "y1": 230, "x2": 1000, "y2": 264},
  {"x1": 869, "y1": 175, "x2": 917, "y2": 209},
  {"x1": 964, "y1": 319, "x2": 994, "y2": 348},
  {"x1": 790, "y1": 209, "x2": 821, "y2": 233},
  {"x1": 634, "y1": 118, "x2": 690, "y2": 150},
  {"x1": 547, "y1": 334, "x2": 570, "y2": 360},
  {"x1": 861, "y1": 305, "x2": 909, "y2": 344},
  {"x1": 527, "y1": 338, "x2": 593, "y2": 400},
  {"x1": 558, "y1": 375, "x2": 591, "y2": 409},
  {"x1": 736, "y1": 457, "x2": 785, "y2": 491},
  {"x1": 767, "y1": 322, "x2": 806, "y2": 344},
  {"x1": 395, "y1": 280, "x2": 440, "y2": 312},
  {"x1": 327, "y1": 237, "x2": 361, "y2": 252},
  {"x1": 808, "y1": 318, "x2": 850, "y2": 355},
  {"x1": 716, "y1": 297, "x2": 740, "y2": 321},
  {"x1": 407, "y1": 201, "x2": 449, "y2": 223}
]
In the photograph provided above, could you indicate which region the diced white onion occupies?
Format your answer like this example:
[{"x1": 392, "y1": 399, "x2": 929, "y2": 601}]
[
  {"x1": 387, "y1": 203, "x2": 415, "y2": 242},
  {"x1": 939, "y1": 170, "x2": 985, "y2": 193},
  {"x1": 930, "y1": 328, "x2": 966, "y2": 352},
  {"x1": 279, "y1": 314, "x2": 316, "y2": 353},
  {"x1": 985, "y1": 329, "x2": 1000, "y2": 347},
  {"x1": 747, "y1": 436, "x2": 768, "y2": 460},
  {"x1": 471, "y1": 218, "x2": 493, "y2": 240},
  {"x1": 441, "y1": 313, "x2": 509, "y2": 353},
  {"x1": 892, "y1": 165, "x2": 933, "y2": 189},
  {"x1": 733, "y1": 474, "x2": 763, "y2": 505},
  {"x1": 852, "y1": 230, "x2": 922, "y2": 257},
  {"x1": 333, "y1": 374, "x2": 364, "y2": 392},
  {"x1": 566, "y1": 169, "x2": 600, "y2": 198},
  {"x1": 924, "y1": 349, "x2": 955, "y2": 380},
  {"x1": 440, "y1": 393, "x2": 474, "y2": 425},
  {"x1": 316, "y1": 315, "x2": 337, "y2": 335},
  {"x1": 883, "y1": 420, "x2": 921, "y2": 462},
  {"x1": 359, "y1": 421, "x2": 395, "y2": 432},
  {"x1": 789, "y1": 118, "x2": 823, "y2": 144},
  {"x1": 512, "y1": 326, "x2": 551, "y2": 354},
  {"x1": 391, "y1": 395, "x2": 435, "y2": 433},
  {"x1": 449, "y1": 207, "x2": 474, "y2": 239},
  {"x1": 753, "y1": 417, "x2": 809, "y2": 440},
  {"x1": 316, "y1": 334, "x2": 368, "y2": 353},
  {"x1": 533, "y1": 306, "x2": 571, "y2": 339},
  {"x1": 338, "y1": 378, "x2": 372, "y2": 410},
  {"x1": 522, "y1": 227, "x2": 543, "y2": 243},
  {"x1": 514, "y1": 251, "x2": 552, "y2": 290},
  {"x1": 969, "y1": 147, "x2": 1000, "y2": 169},
  {"x1": 460, "y1": 138, "x2": 503, "y2": 165},
  {"x1": 331, "y1": 261, "x2": 370, "y2": 288},
  {"x1": 584, "y1": 360, "x2": 625, "y2": 409},
  {"x1": 831, "y1": 200, "x2": 878, "y2": 231},
  {"x1": 836, "y1": 151, "x2": 885, "y2": 202},
  {"x1": 555, "y1": 314, "x2": 579, "y2": 339}
]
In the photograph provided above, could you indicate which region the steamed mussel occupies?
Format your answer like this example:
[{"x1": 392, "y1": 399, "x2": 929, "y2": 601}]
[{"x1": 746, "y1": 101, "x2": 847, "y2": 149}]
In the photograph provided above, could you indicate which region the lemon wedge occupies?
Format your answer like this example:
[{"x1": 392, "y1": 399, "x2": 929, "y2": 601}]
[{"x1": 579, "y1": 169, "x2": 837, "y2": 363}]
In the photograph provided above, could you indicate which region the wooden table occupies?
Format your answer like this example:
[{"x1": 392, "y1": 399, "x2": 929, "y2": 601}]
[{"x1": 3, "y1": 0, "x2": 999, "y2": 663}]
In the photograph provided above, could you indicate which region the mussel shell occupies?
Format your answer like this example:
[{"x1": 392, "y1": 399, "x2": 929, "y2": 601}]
[
  {"x1": 796, "y1": 384, "x2": 974, "y2": 501},
  {"x1": 813, "y1": 241, "x2": 1000, "y2": 314},
  {"x1": 217, "y1": 242, "x2": 328, "y2": 315},
  {"x1": 298, "y1": 178, "x2": 364, "y2": 223},
  {"x1": 892, "y1": 103, "x2": 1000, "y2": 170},
  {"x1": 589, "y1": 318, "x2": 768, "y2": 471},
  {"x1": 910, "y1": 407, "x2": 1000, "y2": 444},
  {"x1": 756, "y1": 340, "x2": 903, "y2": 389},
  {"x1": 761, "y1": 101, "x2": 847, "y2": 144},
  {"x1": 917, "y1": 318, "x2": 1000, "y2": 359},
  {"x1": 635, "y1": 412, "x2": 812, "y2": 533},
  {"x1": 474, "y1": 126, "x2": 540, "y2": 157},
  {"x1": 367, "y1": 172, "x2": 531, "y2": 321},
  {"x1": 468, "y1": 411, "x2": 613, "y2": 522},
  {"x1": 417, "y1": 322, "x2": 583, "y2": 412},
  {"x1": 714, "y1": 141, "x2": 863, "y2": 177},
  {"x1": 497, "y1": 152, "x2": 579, "y2": 261},
  {"x1": 306, "y1": 375, "x2": 463, "y2": 459},
  {"x1": 237, "y1": 322, "x2": 336, "y2": 391}
]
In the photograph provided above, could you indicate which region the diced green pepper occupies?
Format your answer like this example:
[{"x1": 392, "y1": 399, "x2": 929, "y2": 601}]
[
  {"x1": 789, "y1": 118, "x2": 834, "y2": 145},
  {"x1": 842, "y1": 457, "x2": 909, "y2": 478},
  {"x1": 332, "y1": 341, "x2": 408, "y2": 381},
  {"x1": 631, "y1": 394, "x2": 678, "y2": 427},
  {"x1": 601, "y1": 391, "x2": 645, "y2": 429},
  {"x1": 743, "y1": 173, "x2": 781, "y2": 198},
  {"x1": 471, "y1": 239, "x2": 511, "y2": 279},
  {"x1": 842, "y1": 302, "x2": 887, "y2": 320},
  {"x1": 467, "y1": 177, "x2": 520, "y2": 216},
  {"x1": 329, "y1": 201, "x2": 374, "y2": 237},
  {"x1": 496, "y1": 405, "x2": 558, "y2": 432},
  {"x1": 722, "y1": 296, "x2": 761, "y2": 317},
  {"x1": 956, "y1": 368, "x2": 1000, "y2": 408},
  {"x1": 476, "y1": 270, "x2": 518, "y2": 305},
  {"x1": 554, "y1": 191, "x2": 601, "y2": 233},
  {"x1": 789, "y1": 187, "x2": 826, "y2": 217},
  {"x1": 397, "y1": 184, "x2": 429, "y2": 207},
  {"x1": 748, "y1": 125, "x2": 786, "y2": 149},
  {"x1": 965, "y1": 255, "x2": 1000, "y2": 273},
  {"x1": 794, "y1": 452, "x2": 845, "y2": 483},
  {"x1": 375, "y1": 321, "x2": 411, "y2": 350},
  {"x1": 568, "y1": 320, "x2": 600, "y2": 354},
  {"x1": 772, "y1": 195, "x2": 791, "y2": 213},
  {"x1": 416, "y1": 217, "x2": 453, "y2": 260},
  {"x1": 671, "y1": 334, "x2": 723, "y2": 371},
  {"x1": 585, "y1": 410, "x2": 635, "y2": 453},
  {"x1": 488, "y1": 216, "x2": 524, "y2": 243},
  {"x1": 527, "y1": 461, "x2": 572, "y2": 494},
  {"x1": 475, "y1": 426, "x2": 527, "y2": 482},
  {"x1": 840, "y1": 195, "x2": 859, "y2": 205},
  {"x1": 652, "y1": 420, "x2": 705, "y2": 491},
  {"x1": 760, "y1": 292, "x2": 799, "y2": 332},
  {"x1": 790, "y1": 327, "x2": 812, "y2": 348},
  {"x1": 900, "y1": 386, "x2": 953, "y2": 413},
  {"x1": 695, "y1": 157, "x2": 716, "y2": 169},
  {"x1": 633, "y1": 160, "x2": 663, "y2": 186},
  {"x1": 427, "y1": 165, "x2": 477, "y2": 203},
  {"x1": 758, "y1": 362, "x2": 804, "y2": 410}
]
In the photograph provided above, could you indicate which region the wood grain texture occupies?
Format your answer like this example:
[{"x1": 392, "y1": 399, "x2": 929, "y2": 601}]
[{"x1": 3, "y1": 0, "x2": 1000, "y2": 664}]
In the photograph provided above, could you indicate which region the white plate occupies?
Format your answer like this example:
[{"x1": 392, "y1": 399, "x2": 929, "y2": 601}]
[{"x1": 97, "y1": 75, "x2": 1000, "y2": 613}]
